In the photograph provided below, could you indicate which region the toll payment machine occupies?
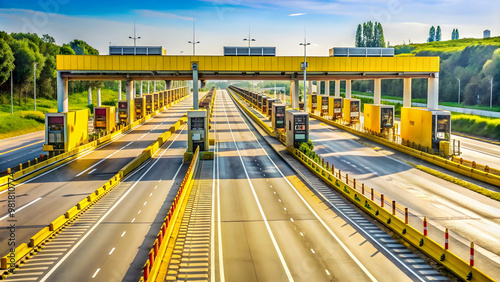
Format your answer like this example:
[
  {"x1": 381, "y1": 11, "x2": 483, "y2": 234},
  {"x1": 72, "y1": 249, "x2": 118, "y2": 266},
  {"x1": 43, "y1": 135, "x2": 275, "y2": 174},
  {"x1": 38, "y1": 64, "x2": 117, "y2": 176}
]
[
  {"x1": 320, "y1": 96, "x2": 329, "y2": 116},
  {"x1": 153, "y1": 93, "x2": 159, "y2": 111},
  {"x1": 401, "y1": 107, "x2": 451, "y2": 151},
  {"x1": 328, "y1": 97, "x2": 343, "y2": 120},
  {"x1": 43, "y1": 109, "x2": 89, "y2": 157},
  {"x1": 272, "y1": 103, "x2": 286, "y2": 131},
  {"x1": 286, "y1": 109, "x2": 309, "y2": 149},
  {"x1": 144, "y1": 94, "x2": 153, "y2": 114},
  {"x1": 134, "y1": 97, "x2": 146, "y2": 120},
  {"x1": 342, "y1": 98, "x2": 361, "y2": 124},
  {"x1": 262, "y1": 96, "x2": 269, "y2": 114},
  {"x1": 363, "y1": 104, "x2": 395, "y2": 135},
  {"x1": 117, "y1": 100, "x2": 132, "y2": 125},
  {"x1": 307, "y1": 94, "x2": 318, "y2": 114},
  {"x1": 94, "y1": 106, "x2": 116, "y2": 133},
  {"x1": 267, "y1": 98, "x2": 279, "y2": 116},
  {"x1": 185, "y1": 110, "x2": 212, "y2": 162}
]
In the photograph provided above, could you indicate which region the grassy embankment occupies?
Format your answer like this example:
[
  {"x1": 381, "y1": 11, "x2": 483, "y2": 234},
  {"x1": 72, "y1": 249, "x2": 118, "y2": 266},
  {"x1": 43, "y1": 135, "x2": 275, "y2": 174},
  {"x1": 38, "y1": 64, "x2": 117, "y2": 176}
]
[{"x1": 0, "y1": 89, "x2": 119, "y2": 139}]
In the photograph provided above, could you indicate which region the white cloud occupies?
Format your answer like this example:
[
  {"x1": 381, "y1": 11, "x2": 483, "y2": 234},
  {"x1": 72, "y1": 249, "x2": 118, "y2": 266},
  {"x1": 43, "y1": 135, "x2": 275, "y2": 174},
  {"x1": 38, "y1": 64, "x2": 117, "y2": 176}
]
[{"x1": 289, "y1": 13, "x2": 307, "y2": 16}]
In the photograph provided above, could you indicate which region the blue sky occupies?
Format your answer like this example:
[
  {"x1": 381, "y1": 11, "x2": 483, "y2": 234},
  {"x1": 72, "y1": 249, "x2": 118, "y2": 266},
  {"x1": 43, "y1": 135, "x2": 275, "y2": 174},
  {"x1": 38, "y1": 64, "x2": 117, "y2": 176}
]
[{"x1": 0, "y1": 0, "x2": 498, "y2": 55}]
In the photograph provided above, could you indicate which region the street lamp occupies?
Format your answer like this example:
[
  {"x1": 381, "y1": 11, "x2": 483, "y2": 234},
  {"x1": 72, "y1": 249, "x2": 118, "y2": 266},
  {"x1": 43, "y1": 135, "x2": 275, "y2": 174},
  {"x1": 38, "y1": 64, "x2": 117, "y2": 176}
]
[
  {"x1": 457, "y1": 78, "x2": 460, "y2": 104},
  {"x1": 300, "y1": 39, "x2": 310, "y2": 109},
  {"x1": 128, "y1": 21, "x2": 141, "y2": 46},
  {"x1": 490, "y1": 77, "x2": 493, "y2": 109},
  {"x1": 34, "y1": 62, "x2": 37, "y2": 111},
  {"x1": 188, "y1": 21, "x2": 200, "y2": 55}
]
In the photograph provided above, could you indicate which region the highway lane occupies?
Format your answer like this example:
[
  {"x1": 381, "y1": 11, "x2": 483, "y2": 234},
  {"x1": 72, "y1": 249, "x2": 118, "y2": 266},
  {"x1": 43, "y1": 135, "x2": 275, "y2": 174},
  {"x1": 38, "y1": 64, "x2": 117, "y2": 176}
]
[
  {"x1": 0, "y1": 96, "x2": 199, "y2": 256},
  {"x1": 451, "y1": 134, "x2": 500, "y2": 169},
  {"x1": 215, "y1": 90, "x2": 445, "y2": 281},
  {"x1": 4, "y1": 124, "x2": 189, "y2": 281},
  {"x1": 308, "y1": 119, "x2": 500, "y2": 280},
  {"x1": 0, "y1": 131, "x2": 44, "y2": 172}
]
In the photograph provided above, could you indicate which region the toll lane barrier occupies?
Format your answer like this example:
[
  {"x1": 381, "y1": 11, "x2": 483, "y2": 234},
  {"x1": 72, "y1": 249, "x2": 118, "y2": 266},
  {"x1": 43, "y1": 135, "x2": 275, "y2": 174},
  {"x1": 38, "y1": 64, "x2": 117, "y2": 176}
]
[
  {"x1": 140, "y1": 147, "x2": 200, "y2": 282},
  {"x1": 230, "y1": 93, "x2": 493, "y2": 281},
  {"x1": 0, "y1": 112, "x2": 188, "y2": 272},
  {"x1": 227, "y1": 88, "x2": 275, "y2": 136},
  {"x1": 0, "y1": 87, "x2": 189, "y2": 190},
  {"x1": 291, "y1": 148, "x2": 493, "y2": 281},
  {"x1": 310, "y1": 113, "x2": 500, "y2": 187}
]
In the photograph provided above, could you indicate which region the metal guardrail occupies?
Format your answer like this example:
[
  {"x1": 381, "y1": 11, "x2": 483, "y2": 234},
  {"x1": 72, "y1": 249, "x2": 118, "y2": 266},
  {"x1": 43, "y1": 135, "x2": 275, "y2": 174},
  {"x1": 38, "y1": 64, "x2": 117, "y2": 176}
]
[
  {"x1": 140, "y1": 146, "x2": 201, "y2": 282},
  {"x1": 0, "y1": 94, "x2": 189, "y2": 274},
  {"x1": 230, "y1": 88, "x2": 494, "y2": 282}
]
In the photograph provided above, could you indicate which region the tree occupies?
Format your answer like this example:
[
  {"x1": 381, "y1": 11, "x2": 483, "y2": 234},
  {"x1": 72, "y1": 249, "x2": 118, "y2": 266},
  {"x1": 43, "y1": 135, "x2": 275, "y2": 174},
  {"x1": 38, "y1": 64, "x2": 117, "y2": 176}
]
[
  {"x1": 377, "y1": 22, "x2": 386, "y2": 47},
  {"x1": 42, "y1": 34, "x2": 55, "y2": 44},
  {"x1": 428, "y1": 26, "x2": 436, "y2": 42},
  {"x1": 436, "y1": 26, "x2": 441, "y2": 41},
  {"x1": 355, "y1": 24, "x2": 364, "y2": 47},
  {"x1": 59, "y1": 44, "x2": 75, "y2": 55},
  {"x1": 9, "y1": 39, "x2": 45, "y2": 105},
  {"x1": 38, "y1": 55, "x2": 56, "y2": 99},
  {"x1": 452, "y1": 29, "x2": 460, "y2": 40},
  {"x1": 69, "y1": 39, "x2": 99, "y2": 55},
  {"x1": 0, "y1": 39, "x2": 15, "y2": 85}
]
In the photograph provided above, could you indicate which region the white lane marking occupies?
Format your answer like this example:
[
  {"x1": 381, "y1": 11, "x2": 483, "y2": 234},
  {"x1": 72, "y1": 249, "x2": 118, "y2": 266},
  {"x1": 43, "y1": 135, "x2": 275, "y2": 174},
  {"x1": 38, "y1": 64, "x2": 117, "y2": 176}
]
[
  {"x1": 121, "y1": 231, "x2": 126, "y2": 237},
  {"x1": 149, "y1": 193, "x2": 152, "y2": 197},
  {"x1": 138, "y1": 210, "x2": 141, "y2": 214},
  {"x1": 39, "y1": 125, "x2": 186, "y2": 282},
  {"x1": 87, "y1": 168, "x2": 97, "y2": 175},
  {"x1": 0, "y1": 197, "x2": 42, "y2": 221},
  {"x1": 222, "y1": 95, "x2": 293, "y2": 282},
  {"x1": 172, "y1": 162, "x2": 184, "y2": 180},
  {"x1": 109, "y1": 248, "x2": 115, "y2": 255},
  {"x1": 290, "y1": 218, "x2": 294, "y2": 222},
  {"x1": 159, "y1": 179, "x2": 162, "y2": 182},
  {"x1": 284, "y1": 207, "x2": 287, "y2": 211},
  {"x1": 143, "y1": 201, "x2": 147, "y2": 206},
  {"x1": 228, "y1": 91, "x2": 377, "y2": 282},
  {"x1": 300, "y1": 232, "x2": 304, "y2": 236},
  {"x1": 75, "y1": 140, "x2": 134, "y2": 177},
  {"x1": 311, "y1": 249, "x2": 315, "y2": 254},
  {"x1": 325, "y1": 270, "x2": 331, "y2": 275},
  {"x1": 131, "y1": 218, "x2": 135, "y2": 223},
  {"x1": 138, "y1": 133, "x2": 148, "y2": 140},
  {"x1": 92, "y1": 268, "x2": 100, "y2": 278},
  {"x1": 155, "y1": 186, "x2": 158, "y2": 189},
  {"x1": 212, "y1": 92, "x2": 224, "y2": 282}
]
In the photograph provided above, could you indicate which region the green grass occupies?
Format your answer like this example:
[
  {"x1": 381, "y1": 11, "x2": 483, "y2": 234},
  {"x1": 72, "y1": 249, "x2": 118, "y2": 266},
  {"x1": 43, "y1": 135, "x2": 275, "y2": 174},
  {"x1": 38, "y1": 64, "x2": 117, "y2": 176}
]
[
  {"x1": 451, "y1": 114, "x2": 500, "y2": 140},
  {"x1": 394, "y1": 36, "x2": 500, "y2": 55},
  {"x1": 0, "y1": 89, "x2": 120, "y2": 140}
]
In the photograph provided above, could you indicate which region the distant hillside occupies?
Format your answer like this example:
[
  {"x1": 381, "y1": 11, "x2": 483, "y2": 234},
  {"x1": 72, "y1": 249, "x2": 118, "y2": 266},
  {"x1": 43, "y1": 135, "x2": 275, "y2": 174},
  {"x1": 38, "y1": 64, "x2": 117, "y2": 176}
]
[{"x1": 353, "y1": 37, "x2": 500, "y2": 106}]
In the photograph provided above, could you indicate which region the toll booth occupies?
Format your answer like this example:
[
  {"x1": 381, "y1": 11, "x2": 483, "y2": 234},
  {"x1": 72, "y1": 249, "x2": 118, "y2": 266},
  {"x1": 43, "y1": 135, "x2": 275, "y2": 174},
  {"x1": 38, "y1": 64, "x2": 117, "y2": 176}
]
[
  {"x1": 401, "y1": 107, "x2": 451, "y2": 150},
  {"x1": 286, "y1": 109, "x2": 309, "y2": 149},
  {"x1": 299, "y1": 102, "x2": 304, "y2": 111},
  {"x1": 144, "y1": 94, "x2": 153, "y2": 114},
  {"x1": 43, "y1": 109, "x2": 89, "y2": 157},
  {"x1": 262, "y1": 96, "x2": 269, "y2": 114},
  {"x1": 153, "y1": 93, "x2": 159, "y2": 111},
  {"x1": 159, "y1": 92, "x2": 164, "y2": 108},
  {"x1": 118, "y1": 100, "x2": 133, "y2": 125},
  {"x1": 329, "y1": 97, "x2": 343, "y2": 120},
  {"x1": 307, "y1": 94, "x2": 318, "y2": 114},
  {"x1": 187, "y1": 110, "x2": 209, "y2": 154},
  {"x1": 134, "y1": 97, "x2": 146, "y2": 119},
  {"x1": 267, "y1": 98, "x2": 279, "y2": 116},
  {"x1": 320, "y1": 96, "x2": 329, "y2": 116},
  {"x1": 257, "y1": 94, "x2": 263, "y2": 109},
  {"x1": 364, "y1": 104, "x2": 395, "y2": 135},
  {"x1": 342, "y1": 98, "x2": 361, "y2": 124},
  {"x1": 272, "y1": 103, "x2": 286, "y2": 130},
  {"x1": 94, "y1": 106, "x2": 116, "y2": 133}
]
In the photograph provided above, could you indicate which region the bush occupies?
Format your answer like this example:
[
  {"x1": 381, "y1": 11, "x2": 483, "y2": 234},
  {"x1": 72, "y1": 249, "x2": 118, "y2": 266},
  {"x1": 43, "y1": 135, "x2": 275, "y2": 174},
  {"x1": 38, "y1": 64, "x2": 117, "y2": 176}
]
[
  {"x1": 18, "y1": 111, "x2": 45, "y2": 123},
  {"x1": 451, "y1": 114, "x2": 500, "y2": 140}
]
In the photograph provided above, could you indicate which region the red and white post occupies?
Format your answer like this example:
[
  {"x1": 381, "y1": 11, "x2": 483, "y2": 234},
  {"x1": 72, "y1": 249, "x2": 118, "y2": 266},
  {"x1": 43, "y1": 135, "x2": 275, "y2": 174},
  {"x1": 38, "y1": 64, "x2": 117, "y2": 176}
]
[
  {"x1": 470, "y1": 242, "x2": 475, "y2": 267},
  {"x1": 423, "y1": 217, "x2": 428, "y2": 236},
  {"x1": 445, "y1": 228, "x2": 449, "y2": 250}
]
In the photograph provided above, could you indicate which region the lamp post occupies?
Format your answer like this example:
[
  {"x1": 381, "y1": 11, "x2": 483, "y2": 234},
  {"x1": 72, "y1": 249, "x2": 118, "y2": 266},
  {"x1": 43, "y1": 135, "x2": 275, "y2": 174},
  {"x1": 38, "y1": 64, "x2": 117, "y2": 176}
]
[
  {"x1": 490, "y1": 77, "x2": 493, "y2": 109},
  {"x1": 243, "y1": 29, "x2": 255, "y2": 50},
  {"x1": 188, "y1": 21, "x2": 200, "y2": 55},
  {"x1": 300, "y1": 39, "x2": 310, "y2": 108},
  {"x1": 457, "y1": 78, "x2": 460, "y2": 104},
  {"x1": 128, "y1": 21, "x2": 141, "y2": 46},
  {"x1": 34, "y1": 62, "x2": 37, "y2": 111}
]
